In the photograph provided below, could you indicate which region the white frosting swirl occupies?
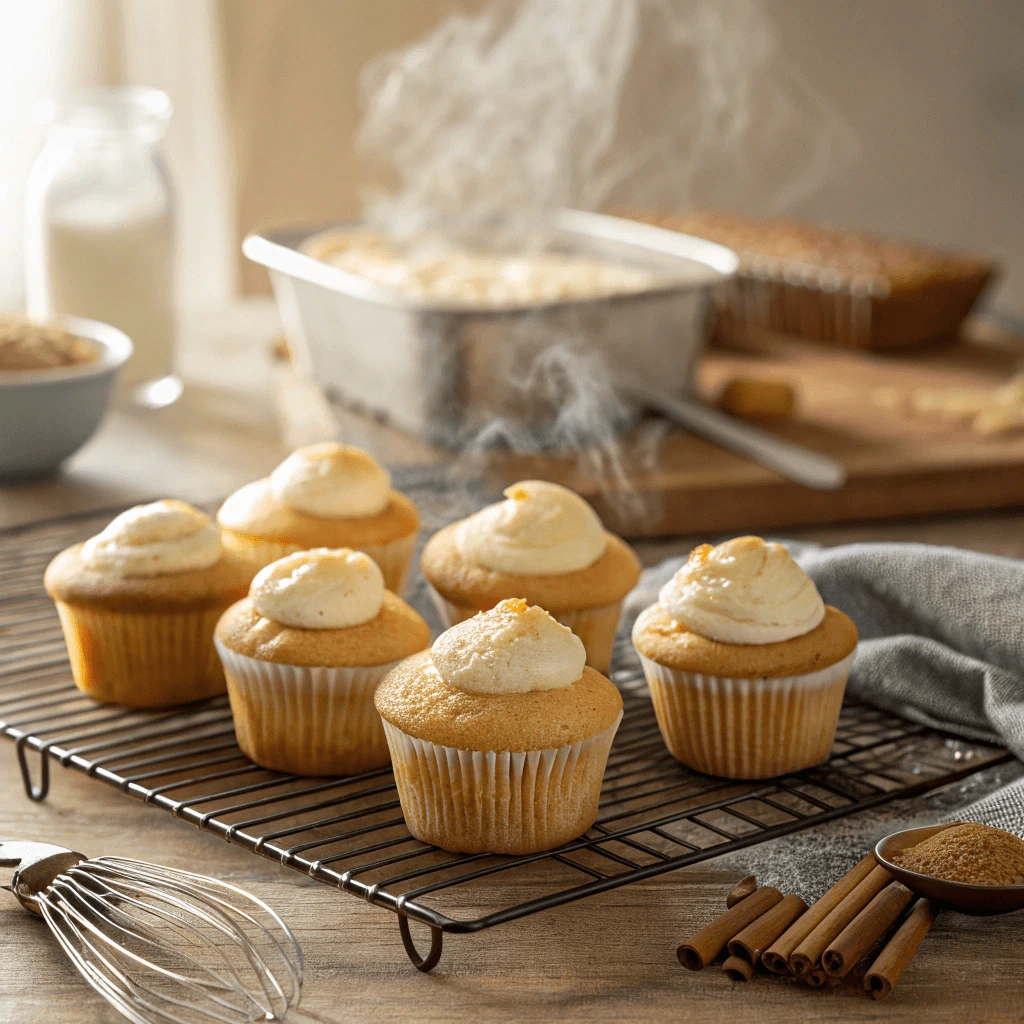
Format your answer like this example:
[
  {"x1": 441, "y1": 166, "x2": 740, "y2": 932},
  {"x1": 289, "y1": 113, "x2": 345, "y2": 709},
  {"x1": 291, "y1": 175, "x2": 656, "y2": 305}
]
[
  {"x1": 270, "y1": 443, "x2": 391, "y2": 518},
  {"x1": 659, "y1": 536, "x2": 825, "y2": 645},
  {"x1": 81, "y1": 500, "x2": 221, "y2": 577},
  {"x1": 431, "y1": 598, "x2": 586, "y2": 694},
  {"x1": 250, "y1": 548, "x2": 384, "y2": 629},
  {"x1": 456, "y1": 480, "x2": 606, "y2": 575}
]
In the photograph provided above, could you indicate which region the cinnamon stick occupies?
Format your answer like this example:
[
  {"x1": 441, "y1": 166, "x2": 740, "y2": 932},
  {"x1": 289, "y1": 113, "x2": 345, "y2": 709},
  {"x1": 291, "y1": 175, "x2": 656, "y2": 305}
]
[
  {"x1": 761, "y1": 853, "x2": 876, "y2": 974},
  {"x1": 864, "y1": 899, "x2": 937, "y2": 999},
  {"x1": 727, "y1": 894, "x2": 807, "y2": 966},
  {"x1": 789, "y1": 864, "x2": 892, "y2": 976},
  {"x1": 726, "y1": 875, "x2": 757, "y2": 908},
  {"x1": 722, "y1": 955, "x2": 753, "y2": 981},
  {"x1": 823, "y1": 882, "x2": 915, "y2": 978},
  {"x1": 804, "y1": 965, "x2": 828, "y2": 988},
  {"x1": 678, "y1": 887, "x2": 783, "y2": 971}
]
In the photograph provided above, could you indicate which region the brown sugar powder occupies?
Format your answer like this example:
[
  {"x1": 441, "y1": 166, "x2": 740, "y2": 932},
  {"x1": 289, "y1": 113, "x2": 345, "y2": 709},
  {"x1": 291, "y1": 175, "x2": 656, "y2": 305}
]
[{"x1": 891, "y1": 823, "x2": 1024, "y2": 886}]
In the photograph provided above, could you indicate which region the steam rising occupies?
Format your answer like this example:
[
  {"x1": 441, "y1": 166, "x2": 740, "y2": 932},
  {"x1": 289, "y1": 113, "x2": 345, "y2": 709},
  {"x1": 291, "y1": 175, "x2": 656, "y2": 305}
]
[
  {"x1": 356, "y1": 0, "x2": 856, "y2": 526},
  {"x1": 457, "y1": 329, "x2": 669, "y2": 529},
  {"x1": 359, "y1": 0, "x2": 857, "y2": 247}
]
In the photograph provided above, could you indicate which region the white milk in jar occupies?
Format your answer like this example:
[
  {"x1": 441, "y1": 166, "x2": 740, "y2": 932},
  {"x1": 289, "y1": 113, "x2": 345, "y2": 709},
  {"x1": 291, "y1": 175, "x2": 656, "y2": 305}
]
[{"x1": 25, "y1": 86, "x2": 179, "y2": 407}]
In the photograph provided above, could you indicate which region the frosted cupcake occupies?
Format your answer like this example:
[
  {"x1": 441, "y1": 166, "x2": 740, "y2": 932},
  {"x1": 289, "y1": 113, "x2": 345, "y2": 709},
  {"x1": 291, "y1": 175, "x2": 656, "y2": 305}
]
[
  {"x1": 215, "y1": 548, "x2": 429, "y2": 775},
  {"x1": 375, "y1": 599, "x2": 623, "y2": 855},
  {"x1": 44, "y1": 500, "x2": 253, "y2": 707},
  {"x1": 217, "y1": 443, "x2": 419, "y2": 594},
  {"x1": 420, "y1": 481, "x2": 641, "y2": 673},
  {"x1": 632, "y1": 537, "x2": 858, "y2": 779}
]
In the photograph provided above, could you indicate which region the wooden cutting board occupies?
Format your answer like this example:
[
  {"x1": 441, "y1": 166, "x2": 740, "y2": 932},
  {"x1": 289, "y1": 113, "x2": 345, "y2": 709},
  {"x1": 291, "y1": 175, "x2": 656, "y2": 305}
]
[{"x1": 489, "y1": 320, "x2": 1024, "y2": 538}]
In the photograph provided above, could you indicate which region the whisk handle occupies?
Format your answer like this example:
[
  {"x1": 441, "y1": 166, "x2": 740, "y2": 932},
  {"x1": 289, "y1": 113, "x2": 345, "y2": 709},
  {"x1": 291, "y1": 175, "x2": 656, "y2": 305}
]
[{"x1": 0, "y1": 841, "x2": 86, "y2": 916}]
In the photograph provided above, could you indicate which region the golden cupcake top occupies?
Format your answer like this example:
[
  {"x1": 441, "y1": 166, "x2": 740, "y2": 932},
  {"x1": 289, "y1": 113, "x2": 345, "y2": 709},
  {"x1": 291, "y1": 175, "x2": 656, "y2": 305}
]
[
  {"x1": 455, "y1": 480, "x2": 607, "y2": 575},
  {"x1": 269, "y1": 443, "x2": 391, "y2": 518},
  {"x1": 431, "y1": 598, "x2": 586, "y2": 695},
  {"x1": 249, "y1": 548, "x2": 384, "y2": 629},
  {"x1": 216, "y1": 589, "x2": 430, "y2": 668},
  {"x1": 421, "y1": 523, "x2": 640, "y2": 614},
  {"x1": 375, "y1": 650, "x2": 622, "y2": 752},
  {"x1": 658, "y1": 536, "x2": 825, "y2": 645},
  {"x1": 80, "y1": 500, "x2": 222, "y2": 578},
  {"x1": 632, "y1": 604, "x2": 858, "y2": 679}
]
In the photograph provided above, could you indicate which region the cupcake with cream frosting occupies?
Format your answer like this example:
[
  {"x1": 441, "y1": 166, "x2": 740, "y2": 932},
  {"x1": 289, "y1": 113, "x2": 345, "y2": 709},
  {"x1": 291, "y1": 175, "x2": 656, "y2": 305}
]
[
  {"x1": 217, "y1": 443, "x2": 419, "y2": 594},
  {"x1": 632, "y1": 536, "x2": 858, "y2": 779},
  {"x1": 215, "y1": 548, "x2": 429, "y2": 775},
  {"x1": 376, "y1": 598, "x2": 623, "y2": 855},
  {"x1": 44, "y1": 500, "x2": 254, "y2": 707},
  {"x1": 420, "y1": 480, "x2": 641, "y2": 673}
]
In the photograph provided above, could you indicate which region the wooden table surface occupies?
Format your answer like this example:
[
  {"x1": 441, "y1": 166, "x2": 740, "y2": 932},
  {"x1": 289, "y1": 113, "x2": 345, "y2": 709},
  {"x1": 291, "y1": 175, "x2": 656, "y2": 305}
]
[{"x1": 2, "y1": 303, "x2": 1023, "y2": 1023}]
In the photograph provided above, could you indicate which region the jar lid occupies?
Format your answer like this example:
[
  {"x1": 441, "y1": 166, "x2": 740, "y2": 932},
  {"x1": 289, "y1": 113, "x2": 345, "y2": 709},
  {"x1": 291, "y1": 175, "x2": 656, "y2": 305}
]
[{"x1": 45, "y1": 86, "x2": 172, "y2": 143}]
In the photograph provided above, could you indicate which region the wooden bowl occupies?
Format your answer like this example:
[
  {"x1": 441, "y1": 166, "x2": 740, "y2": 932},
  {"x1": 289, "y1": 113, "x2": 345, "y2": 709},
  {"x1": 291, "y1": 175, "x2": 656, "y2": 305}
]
[{"x1": 875, "y1": 824, "x2": 1024, "y2": 916}]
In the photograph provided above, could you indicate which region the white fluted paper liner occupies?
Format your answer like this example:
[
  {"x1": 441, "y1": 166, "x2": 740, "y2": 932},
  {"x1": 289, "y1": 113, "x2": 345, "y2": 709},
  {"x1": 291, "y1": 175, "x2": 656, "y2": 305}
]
[
  {"x1": 427, "y1": 584, "x2": 623, "y2": 674},
  {"x1": 221, "y1": 531, "x2": 417, "y2": 595},
  {"x1": 639, "y1": 651, "x2": 856, "y2": 779},
  {"x1": 216, "y1": 640, "x2": 400, "y2": 775},
  {"x1": 382, "y1": 713, "x2": 622, "y2": 855},
  {"x1": 55, "y1": 600, "x2": 228, "y2": 708}
]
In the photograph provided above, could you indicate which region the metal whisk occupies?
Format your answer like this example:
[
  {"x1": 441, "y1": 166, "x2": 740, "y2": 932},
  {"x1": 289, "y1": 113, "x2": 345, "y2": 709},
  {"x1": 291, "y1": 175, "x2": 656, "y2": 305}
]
[{"x1": 1, "y1": 840, "x2": 303, "y2": 1023}]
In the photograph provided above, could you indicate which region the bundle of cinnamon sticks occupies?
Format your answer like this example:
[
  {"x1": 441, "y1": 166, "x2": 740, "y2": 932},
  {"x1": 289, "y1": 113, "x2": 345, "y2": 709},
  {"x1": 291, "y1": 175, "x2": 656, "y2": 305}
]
[{"x1": 677, "y1": 854, "x2": 937, "y2": 999}]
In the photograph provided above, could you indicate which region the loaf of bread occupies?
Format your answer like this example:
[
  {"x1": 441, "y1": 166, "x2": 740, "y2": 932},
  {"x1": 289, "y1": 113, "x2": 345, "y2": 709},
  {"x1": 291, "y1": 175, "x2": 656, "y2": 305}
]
[{"x1": 630, "y1": 211, "x2": 996, "y2": 350}]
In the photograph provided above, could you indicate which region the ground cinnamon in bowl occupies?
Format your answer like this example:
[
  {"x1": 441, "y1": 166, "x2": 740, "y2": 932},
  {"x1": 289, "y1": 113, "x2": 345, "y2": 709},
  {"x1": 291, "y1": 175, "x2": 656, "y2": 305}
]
[
  {"x1": 890, "y1": 823, "x2": 1024, "y2": 886},
  {"x1": 0, "y1": 317, "x2": 98, "y2": 372}
]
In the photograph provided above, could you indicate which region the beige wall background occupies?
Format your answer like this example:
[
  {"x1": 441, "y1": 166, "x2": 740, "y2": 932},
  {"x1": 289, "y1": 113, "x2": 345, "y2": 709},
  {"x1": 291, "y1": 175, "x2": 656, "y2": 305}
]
[
  {"x1": 219, "y1": 0, "x2": 1024, "y2": 315},
  {"x1": 219, "y1": 0, "x2": 485, "y2": 294}
]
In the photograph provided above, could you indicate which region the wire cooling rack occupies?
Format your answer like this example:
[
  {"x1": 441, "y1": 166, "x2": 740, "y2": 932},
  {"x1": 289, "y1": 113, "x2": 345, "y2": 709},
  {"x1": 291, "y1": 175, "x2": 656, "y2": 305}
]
[{"x1": 0, "y1": 507, "x2": 1013, "y2": 971}]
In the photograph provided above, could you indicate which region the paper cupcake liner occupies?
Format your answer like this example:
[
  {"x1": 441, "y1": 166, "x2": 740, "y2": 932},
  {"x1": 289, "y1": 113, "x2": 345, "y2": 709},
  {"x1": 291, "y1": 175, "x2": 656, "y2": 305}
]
[
  {"x1": 427, "y1": 585, "x2": 623, "y2": 674},
  {"x1": 221, "y1": 531, "x2": 417, "y2": 595},
  {"x1": 381, "y1": 714, "x2": 622, "y2": 855},
  {"x1": 638, "y1": 651, "x2": 855, "y2": 779},
  {"x1": 54, "y1": 601, "x2": 227, "y2": 708},
  {"x1": 216, "y1": 641, "x2": 399, "y2": 775}
]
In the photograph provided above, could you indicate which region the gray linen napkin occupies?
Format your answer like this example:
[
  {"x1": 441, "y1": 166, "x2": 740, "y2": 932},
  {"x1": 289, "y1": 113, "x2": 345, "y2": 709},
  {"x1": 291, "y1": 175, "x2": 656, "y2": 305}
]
[{"x1": 624, "y1": 542, "x2": 1024, "y2": 836}]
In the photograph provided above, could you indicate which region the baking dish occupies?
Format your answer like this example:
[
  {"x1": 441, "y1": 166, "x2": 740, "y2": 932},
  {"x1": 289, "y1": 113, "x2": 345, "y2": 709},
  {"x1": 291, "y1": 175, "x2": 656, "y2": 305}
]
[{"x1": 243, "y1": 210, "x2": 737, "y2": 446}]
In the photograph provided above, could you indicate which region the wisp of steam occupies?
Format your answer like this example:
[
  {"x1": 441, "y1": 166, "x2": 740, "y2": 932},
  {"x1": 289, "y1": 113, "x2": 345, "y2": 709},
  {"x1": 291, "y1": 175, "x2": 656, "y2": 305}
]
[
  {"x1": 358, "y1": 0, "x2": 857, "y2": 247},
  {"x1": 356, "y1": 0, "x2": 856, "y2": 525}
]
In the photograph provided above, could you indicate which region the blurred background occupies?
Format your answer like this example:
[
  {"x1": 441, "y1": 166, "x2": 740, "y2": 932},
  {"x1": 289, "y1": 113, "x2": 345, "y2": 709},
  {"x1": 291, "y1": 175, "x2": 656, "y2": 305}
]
[
  {"x1": 2, "y1": 0, "x2": 1021, "y2": 312},
  {"x1": 2, "y1": 0, "x2": 1023, "y2": 538}
]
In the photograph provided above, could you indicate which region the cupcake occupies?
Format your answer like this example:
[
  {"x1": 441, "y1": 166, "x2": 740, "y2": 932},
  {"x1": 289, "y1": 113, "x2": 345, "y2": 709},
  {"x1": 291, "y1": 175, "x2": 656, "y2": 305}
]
[
  {"x1": 375, "y1": 598, "x2": 623, "y2": 855},
  {"x1": 632, "y1": 537, "x2": 858, "y2": 779},
  {"x1": 217, "y1": 443, "x2": 419, "y2": 594},
  {"x1": 215, "y1": 548, "x2": 430, "y2": 775},
  {"x1": 44, "y1": 500, "x2": 253, "y2": 707},
  {"x1": 420, "y1": 480, "x2": 640, "y2": 673}
]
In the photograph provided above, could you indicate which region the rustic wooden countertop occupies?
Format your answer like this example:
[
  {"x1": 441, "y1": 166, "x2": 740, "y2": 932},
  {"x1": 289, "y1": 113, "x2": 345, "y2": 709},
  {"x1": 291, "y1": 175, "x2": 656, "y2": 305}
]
[{"x1": 2, "y1": 303, "x2": 1023, "y2": 1022}]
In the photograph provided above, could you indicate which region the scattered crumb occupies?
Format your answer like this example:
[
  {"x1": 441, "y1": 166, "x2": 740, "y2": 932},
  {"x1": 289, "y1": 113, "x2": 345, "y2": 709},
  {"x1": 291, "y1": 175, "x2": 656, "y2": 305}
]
[
  {"x1": 270, "y1": 334, "x2": 293, "y2": 363},
  {"x1": 873, "y1": 372, "x2": 1024, "y2": 436},
  {"x1": 718, "y1": 376, "x2": 796, "y2": 419},
  {"x1": 872, "y1": 386, "x2": 907, "y2": 412}
]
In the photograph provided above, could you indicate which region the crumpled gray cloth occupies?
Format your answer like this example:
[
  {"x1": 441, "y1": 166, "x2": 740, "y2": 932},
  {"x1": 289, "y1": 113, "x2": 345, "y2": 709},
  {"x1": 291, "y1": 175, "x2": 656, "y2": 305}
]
[{"x1": 626, "y1": 541, "x2": 1024, "y2": 834}]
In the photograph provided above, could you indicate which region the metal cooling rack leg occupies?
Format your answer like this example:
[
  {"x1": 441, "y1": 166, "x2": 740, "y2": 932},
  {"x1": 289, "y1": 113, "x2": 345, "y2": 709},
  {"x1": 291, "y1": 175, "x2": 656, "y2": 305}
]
[
  {"x1": 15, "y1": 737, "x2": 50, "y2": 802},
  {"x1": 398, "y1": 914, "x2": 444, "y2": 972}
]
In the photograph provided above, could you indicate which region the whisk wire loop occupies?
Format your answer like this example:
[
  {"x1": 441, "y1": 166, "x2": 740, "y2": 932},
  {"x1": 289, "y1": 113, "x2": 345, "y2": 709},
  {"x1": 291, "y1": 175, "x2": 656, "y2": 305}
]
[
  {"x1": 20, "y1": 854, "x2": 303, "y2": 1023},
  {"x1": 47, "y1": 873, "x2": 263, "y2": 1018}
]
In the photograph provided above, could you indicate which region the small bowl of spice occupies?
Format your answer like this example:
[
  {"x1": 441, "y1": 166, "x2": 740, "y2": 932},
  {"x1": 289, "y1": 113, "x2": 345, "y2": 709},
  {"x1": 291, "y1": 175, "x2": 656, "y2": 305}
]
[
  {"x1": 876, "y1": 822, "x2": 1024, "y2": 915},
  {"x1": 0, "y1": 314, "x2": 132, "y2": 480}
]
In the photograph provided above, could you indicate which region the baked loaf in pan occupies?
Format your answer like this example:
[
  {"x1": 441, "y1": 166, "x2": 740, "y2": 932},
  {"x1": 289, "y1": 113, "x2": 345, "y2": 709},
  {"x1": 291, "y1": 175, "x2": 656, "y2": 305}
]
[{"x1": 631, "y1": 210, "x2": 996, "y2": 350}]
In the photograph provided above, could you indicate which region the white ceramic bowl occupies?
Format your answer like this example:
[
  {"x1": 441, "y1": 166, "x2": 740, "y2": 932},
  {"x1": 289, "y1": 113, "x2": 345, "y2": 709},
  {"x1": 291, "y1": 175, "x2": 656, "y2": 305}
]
[{"x1": 0, "y1": 315, "x2": 132, "y2": 480}]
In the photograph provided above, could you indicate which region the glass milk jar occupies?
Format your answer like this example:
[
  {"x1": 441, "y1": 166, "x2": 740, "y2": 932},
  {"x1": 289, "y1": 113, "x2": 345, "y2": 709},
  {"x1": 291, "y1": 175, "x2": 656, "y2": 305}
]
[{"x1": 25, "y1": 86, "x2": 180, "y2": 407}]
